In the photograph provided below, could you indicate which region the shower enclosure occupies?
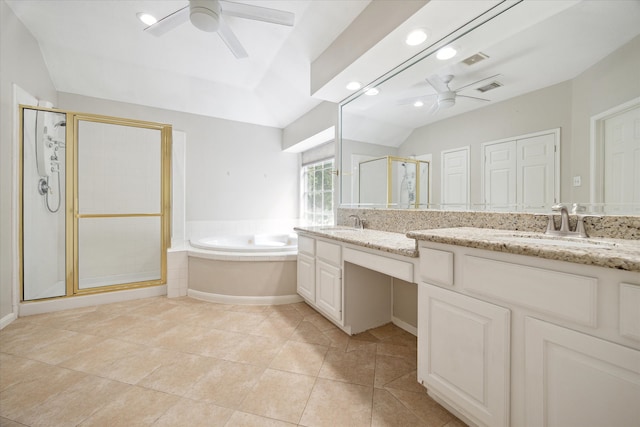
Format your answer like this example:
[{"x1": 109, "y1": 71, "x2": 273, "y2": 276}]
[
  {"x1": 359, "y1": 156, "x2": 430, "y2": 208},
  {"x1": 20, "y1": 106, "x2": 172, "y2": 301}
]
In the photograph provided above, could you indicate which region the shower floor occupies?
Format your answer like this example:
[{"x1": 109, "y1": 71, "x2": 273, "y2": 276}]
[{"x1": 0, "y1": 297, "x2": 464, "y2": 426}]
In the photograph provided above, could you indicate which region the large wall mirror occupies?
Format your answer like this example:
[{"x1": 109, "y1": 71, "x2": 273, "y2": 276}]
[{"x1": 340, "y1": 0, "x2": 640, "y2": 214}]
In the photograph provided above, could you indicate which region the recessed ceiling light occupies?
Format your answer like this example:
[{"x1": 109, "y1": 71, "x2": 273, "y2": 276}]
[
  {"x1": 413, "y1": 100, "x2": 424, "y2": 107},
  {"x1": 436, "y1": 46, "x2": 457, "y2": 60},
  {"x1": 405, "y1": 29, "x2": 428, "y2": 46},
  {"x1": 346, "y1": 81, "x2": 362, "y2": 91},
  {"x1": 137, "y1": 12, "x2": 158, "y2": 26},
  {"x1": 365, "y1": 87, "x2": 379, "y2": 96}
]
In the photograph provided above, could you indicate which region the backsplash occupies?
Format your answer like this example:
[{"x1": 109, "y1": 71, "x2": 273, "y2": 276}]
[{"x1": 337, "y1": 208, "x2": 640, "y2": 240}]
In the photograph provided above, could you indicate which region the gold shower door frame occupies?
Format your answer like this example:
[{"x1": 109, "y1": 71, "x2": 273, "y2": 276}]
[
  {"x1": 18, "y1": 105, "x2": 172, "y2": 301},
  {"x1": 71, "y1": 113, "x2": 172, "y2": 296}
]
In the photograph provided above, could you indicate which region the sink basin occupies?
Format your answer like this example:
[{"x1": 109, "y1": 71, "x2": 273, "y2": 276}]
[{"x1": 507, "y1": 235, "x2": 617, "y2": 249}]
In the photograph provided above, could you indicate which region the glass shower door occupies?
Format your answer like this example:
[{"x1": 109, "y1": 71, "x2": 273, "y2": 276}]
[{"x1": 75, "y1": 117, "x2": 169, "y2": 293}]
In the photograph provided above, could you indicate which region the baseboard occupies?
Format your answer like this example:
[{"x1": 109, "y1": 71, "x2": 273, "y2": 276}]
[
  {"x1": 0, "y1": 311, "x2": 18, "y2": 330},
  {"x1": 19, "y1": 285, "x2": 167, "y2": 317},
  {"x1": 392, "y1": 316, "x2": 417, "y2": 336},
  {"x1": 188, "y1": 289, "x2": 303, "y2": 306}
]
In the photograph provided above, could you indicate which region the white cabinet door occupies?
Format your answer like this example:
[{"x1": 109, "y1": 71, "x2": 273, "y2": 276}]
[
  {"x1": 525, "y1": 317, "x2": 640, "y2": 427},
  {"x1": 418, "y1": 283, "x2": 510, "y2": 427},
  {"x1": 316, "y1": 259, "x2": 342, "y2": 322},
  {"x1": 297, "y1": 253, "x2": 315, "y2": 302}
]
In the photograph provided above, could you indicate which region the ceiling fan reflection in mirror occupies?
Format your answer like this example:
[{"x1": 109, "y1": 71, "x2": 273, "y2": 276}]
[
  {"x1": 401, "y1": 74, "x2": 502, "y2": 114},
  {"x1": 143, "y1": 0, "x2": 295, "y2": 59}
]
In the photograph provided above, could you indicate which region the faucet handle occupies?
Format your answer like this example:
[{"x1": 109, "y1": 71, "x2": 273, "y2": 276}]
[
  {"x1": 571, "y1": 203, "x2": 587, "y2": 214},
  {"x1": 551, "y1": 204, "x2": 566, "y2": 212}
]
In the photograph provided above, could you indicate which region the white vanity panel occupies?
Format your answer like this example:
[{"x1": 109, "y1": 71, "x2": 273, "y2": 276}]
[
  {"x1": 343, "y1": 247, "x2": 413, "y2": 282},
  {"x1": 462, "y1": 255, "x2": 598, "y2": 327},
  {"x1": 619, "y1": 282, "x2": 640, "y2": 341},
  {"x1": 419, "y1": 246, "x2": 453, "y2": 286}
]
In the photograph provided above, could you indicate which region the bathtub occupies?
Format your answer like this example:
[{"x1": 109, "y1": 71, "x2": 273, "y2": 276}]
[
  {"x1": 190, "y1": 233, "x2": 298, "y2": 253},
  {"x1": 186, "y1": 233, "x2": 301, "y2": 305}
]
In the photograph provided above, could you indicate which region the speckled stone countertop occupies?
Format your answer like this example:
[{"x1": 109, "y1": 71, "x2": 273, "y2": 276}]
[
  {"x1": 408, "y1": 227, "x2": 640, "y2": 272},
  {"x1": 294, "y1": 226, "x2": 418, "y2": 258}
]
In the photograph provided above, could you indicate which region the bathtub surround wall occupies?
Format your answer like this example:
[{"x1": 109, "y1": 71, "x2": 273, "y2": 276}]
[{"x1": 1, "y1": 0, "x2": 58, "y2": 322}]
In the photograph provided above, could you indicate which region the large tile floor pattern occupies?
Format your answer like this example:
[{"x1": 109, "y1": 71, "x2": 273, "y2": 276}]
[{"x1": 0, "y1": 296, "x2": 465, "y2": 426}]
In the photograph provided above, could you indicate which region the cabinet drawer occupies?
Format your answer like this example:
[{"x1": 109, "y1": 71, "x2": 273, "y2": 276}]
[
  {"x1": 317, "y1": 240, "x2": 341, "y2": 265},
  {"x1": 462, "y1": 255, "x2": 598, "y2": 327},
  {"x1": 298, "y1": 235, "x2": 315, "y2": 256},
  {"x1": 344, "y1": 247, "x2": 413, "y2": 282},
  {"x1": 419, "y1": 246, "x2": 453, "y2": 287}
]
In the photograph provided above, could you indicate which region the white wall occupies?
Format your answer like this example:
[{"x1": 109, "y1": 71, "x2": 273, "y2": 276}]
[
  {"x1": 1, "y1": 0, "x2": 58, "y2": 320},
  {"x1": 58, "y1": 93, "x2": 300, "y2": 227}
]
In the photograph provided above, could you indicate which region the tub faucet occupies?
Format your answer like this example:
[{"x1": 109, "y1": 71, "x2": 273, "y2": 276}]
[{"x1": 349, "y1": 214, "x2": 364, "y2": 230}]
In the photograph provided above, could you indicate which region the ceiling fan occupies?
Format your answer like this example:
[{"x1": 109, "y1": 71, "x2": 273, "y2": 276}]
[
  {"x1": 143, "y1": 0, "x2": 295, "y2": 59},
  {"x1": 401, "y1": 74, "x2": 501, "y2": 114}
]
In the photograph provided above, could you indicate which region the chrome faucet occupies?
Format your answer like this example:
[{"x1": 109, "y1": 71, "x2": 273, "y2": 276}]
[
  {"x1": 349, "y1": 214, "x2": 364, "y2": 230},
  {"x1": 546, "y1": 203, "x2": 589, "y2": 237}
]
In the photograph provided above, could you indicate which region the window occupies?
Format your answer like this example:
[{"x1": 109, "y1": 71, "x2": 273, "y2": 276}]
[{"x1": 301, "y1": 159, "x2": 334, "y2": 225}]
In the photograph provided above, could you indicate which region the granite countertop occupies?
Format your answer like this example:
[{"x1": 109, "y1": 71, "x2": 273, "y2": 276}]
[
  {"x1": 294, "y1": 226, "x2": 418, "y2": 258},
  {"x1": 407, "y1": 227, "x2": 640, "y2": 272}
]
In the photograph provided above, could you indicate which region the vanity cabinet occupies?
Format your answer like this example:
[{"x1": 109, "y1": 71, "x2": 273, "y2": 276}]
[
  {"x1": 418, "y1": 283, "x2": 510, "y2": 427},
  {"x1": 296, "y1": 236, "x2": 316, "y2": 302},
  {"x1": 296, "y1": 235, "x2": 343, "y2": 323},
  {"x1": 417, "y1": 241, "x2": 640, "y2": 427}
]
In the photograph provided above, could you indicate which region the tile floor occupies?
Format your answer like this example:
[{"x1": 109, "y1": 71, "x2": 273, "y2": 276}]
[{"x1": 0, "y1": 296, "x2": 465, "y2": 426}]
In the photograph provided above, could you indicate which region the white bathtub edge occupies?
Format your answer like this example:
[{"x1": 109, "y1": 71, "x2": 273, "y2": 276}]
[
  {"x1": 187, "y1": 247, "x2": 297, "y2": 262},
  {"x1": 188, "y1": 289, "x2": 303, "y2": 306}
]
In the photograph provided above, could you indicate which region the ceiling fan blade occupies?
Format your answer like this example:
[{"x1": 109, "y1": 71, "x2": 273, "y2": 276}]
[
  {"x1": 457, "y1": 95, "x2": 491, "y2": 102},
  {"x1": 144, "y1": 5, "x2": 190, "y2": 36},
  {"x1": 453, "y1": 74, "x2": 502, "y2": 92},
  {"x1": 218, "y1": 18, "x2": 248, "y2": 58},
  {"x1": 425, "y1": 75, "x2": 451, "y2": 94},
  {"x1": 220, "y1": 1, "x2": 294, "y2": 26}
]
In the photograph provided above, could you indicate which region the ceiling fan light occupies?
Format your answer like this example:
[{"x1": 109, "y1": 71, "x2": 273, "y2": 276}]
[
  {"x1": 190, "y1": 0, "x2": 220, "y2": 32},
  {"x1": 438, "y1": 98, "x2": 455, "y2": 109}
]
